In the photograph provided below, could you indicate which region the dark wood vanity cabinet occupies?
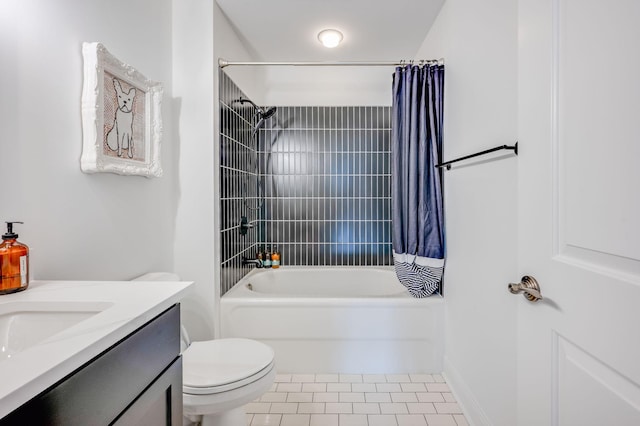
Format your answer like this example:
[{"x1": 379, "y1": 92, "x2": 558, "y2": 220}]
[{"x1": 1, "y1": 304, "x2": 183, "y2": 425}]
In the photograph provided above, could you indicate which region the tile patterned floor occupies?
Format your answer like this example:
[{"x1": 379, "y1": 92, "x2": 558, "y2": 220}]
[{"x1": 245, "y1": 373, "x2": 469, "y2": 426}]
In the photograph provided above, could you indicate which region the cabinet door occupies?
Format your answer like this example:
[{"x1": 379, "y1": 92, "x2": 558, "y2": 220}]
[
  {"x1": 111, "y1": 357, "x2": 182, "y2": 426},
  {"x1": 0, "y1": 305, "x2": 181, "y2": 425}
]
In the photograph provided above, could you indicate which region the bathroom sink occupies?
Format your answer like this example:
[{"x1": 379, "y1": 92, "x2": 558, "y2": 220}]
[
  {"x1": 0, "y1": 280, "x2": 193, "y2": 420},
  {"x1": 0, "y1": 301, "x2": 112, "y2": 362}
]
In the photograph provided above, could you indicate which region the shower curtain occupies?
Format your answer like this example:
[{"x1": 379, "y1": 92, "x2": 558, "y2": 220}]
[{"x1": 392, "y1": 64, "x2": 445, "y2": 298}]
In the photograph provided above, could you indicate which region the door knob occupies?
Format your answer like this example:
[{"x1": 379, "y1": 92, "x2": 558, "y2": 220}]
[{"x1": 508, "y1": 276, "x2": 543, "y2": 302}]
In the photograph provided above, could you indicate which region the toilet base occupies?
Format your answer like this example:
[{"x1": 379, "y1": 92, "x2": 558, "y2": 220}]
[
  {"x1": 201, "y1": 406, "x2": 245, "y2": 426},
  {"x1": 182, "y1": 362, "x2": 276, "y2": 426}
]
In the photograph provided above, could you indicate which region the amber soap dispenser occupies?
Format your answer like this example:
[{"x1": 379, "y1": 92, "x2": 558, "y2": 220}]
[{"x1": 0, "y1": 221, "x2": 30, "y2": 294}]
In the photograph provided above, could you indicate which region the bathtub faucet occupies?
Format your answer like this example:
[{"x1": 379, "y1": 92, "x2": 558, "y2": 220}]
[{"x1": 242, "y1": 256, "x2": 263, "y2": 268}]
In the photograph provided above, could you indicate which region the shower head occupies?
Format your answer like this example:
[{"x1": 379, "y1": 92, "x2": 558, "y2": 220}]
[
  {"x1": 261, "y1": 106, "x2": 277, "y2": 120},
  {"x1": 238, "y1": 98, "x2": 277, "y2": 121}
]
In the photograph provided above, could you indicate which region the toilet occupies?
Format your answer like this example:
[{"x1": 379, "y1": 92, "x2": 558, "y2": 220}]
[{"x1": 133, "y1": 272, "x2": 275, "y2": 426}]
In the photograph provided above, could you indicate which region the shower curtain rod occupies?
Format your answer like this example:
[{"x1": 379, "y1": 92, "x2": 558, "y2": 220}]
[{"x1": 218, "y1": 58, "x2": 444, "y2": 68}]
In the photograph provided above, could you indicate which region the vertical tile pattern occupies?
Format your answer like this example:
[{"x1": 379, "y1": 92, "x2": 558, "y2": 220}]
[
  {"x1": 219, "y1": 71, "x2": 261, "y2": 295},
  {"x1": 219, "y1": 76, "x2": 394, "y2": 294},
  {"x1": 259, "y1": 106, "x2": 393, "y2": 266}
]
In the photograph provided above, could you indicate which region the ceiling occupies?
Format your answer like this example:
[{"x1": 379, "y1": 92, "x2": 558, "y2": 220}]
[{"x1": 215, "y1": 0, "x2": 446, "y2": 62}]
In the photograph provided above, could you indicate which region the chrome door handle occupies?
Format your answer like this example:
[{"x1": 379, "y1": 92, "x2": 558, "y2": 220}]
[{"x1": 508, "y1": 276, "x2": 543, "y2": 302}]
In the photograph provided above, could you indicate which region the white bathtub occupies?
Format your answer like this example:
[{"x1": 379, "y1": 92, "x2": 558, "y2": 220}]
[{"x1": 220, "y1": 267, "x2": 444, "y2": 373}]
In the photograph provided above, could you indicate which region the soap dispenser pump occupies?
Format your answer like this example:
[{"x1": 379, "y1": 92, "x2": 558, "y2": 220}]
[{"x1": 0, "y1": 221, "x2": 30, "y2": 294}]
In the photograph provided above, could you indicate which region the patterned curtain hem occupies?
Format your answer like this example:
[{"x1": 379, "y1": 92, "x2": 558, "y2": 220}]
[{"x1": 393, "y1": 251, "x2": 443, "y2": 298}]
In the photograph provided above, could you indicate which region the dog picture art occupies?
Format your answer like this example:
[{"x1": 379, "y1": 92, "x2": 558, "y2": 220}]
[
  {"x1": 103, "y1": 75, "x2": 145, "y2": 162},
  {"x1": 81, "y1": 42, "x2": 162, "y2": 177}
]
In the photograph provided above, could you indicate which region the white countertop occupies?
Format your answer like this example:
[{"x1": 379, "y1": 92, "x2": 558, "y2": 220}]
[{"x1": 0, "y1": 279, "x2": 193, "y2": 419}]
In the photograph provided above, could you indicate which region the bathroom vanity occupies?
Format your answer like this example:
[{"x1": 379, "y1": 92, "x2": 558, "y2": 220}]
[{"x1": 0, "y1": 279, "x2": 192, "y2": 425}]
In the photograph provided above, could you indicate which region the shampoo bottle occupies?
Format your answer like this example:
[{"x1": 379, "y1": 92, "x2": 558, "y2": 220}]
[
  {"x1": 271, "y1": 246, "x2": 281, "y2": 269},
  {"x1": 263, "y1": 247, "x2": 272, "y2": 268},
  {"x1": 0, "y1": 222, "x2": 30, "y2": 294}
]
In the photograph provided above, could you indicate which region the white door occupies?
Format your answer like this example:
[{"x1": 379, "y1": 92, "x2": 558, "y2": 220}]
[{"x1": 518, "y1": 0, "x2": 640, "y2": 425}]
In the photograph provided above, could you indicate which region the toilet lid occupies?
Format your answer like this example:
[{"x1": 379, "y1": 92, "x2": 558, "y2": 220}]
[{"x1": 182, "y1": 338, "x2": 275, "y2": 391}]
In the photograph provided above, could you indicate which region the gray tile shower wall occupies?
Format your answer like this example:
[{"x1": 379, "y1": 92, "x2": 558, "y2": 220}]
[
  {"x1": 258, "y1": 106, "x2": 393, "y2": 267},
  {"x1": 219, "y1": 71, "x2": 261, "y2": 295},
  {"x1": 220, "y1": 73, "x2": 393, "y2": 295}
]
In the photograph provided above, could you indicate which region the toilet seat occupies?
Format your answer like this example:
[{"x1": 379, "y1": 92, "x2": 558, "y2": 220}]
[{"x1": 183, "y1": 338, "x2": 275, "y2": 395}]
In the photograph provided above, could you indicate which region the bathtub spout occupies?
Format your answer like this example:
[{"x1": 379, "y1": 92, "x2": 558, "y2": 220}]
[{"x1": 242, "y1": 256, "x2": 263, "y2": 268}]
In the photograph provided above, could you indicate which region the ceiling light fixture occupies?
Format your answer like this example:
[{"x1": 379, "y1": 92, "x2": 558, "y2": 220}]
[{"x1": 317, "y1": 29, "x2": 343, "y2": 48}]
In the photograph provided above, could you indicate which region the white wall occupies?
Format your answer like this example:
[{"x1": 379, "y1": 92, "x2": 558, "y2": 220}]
[
  {"x1": 172, "y1": 1, "x2": 260, "y2": 340},
  {"x1": 262, "y1": 67, "x2": 392, "y2": 106},
  {"x1": 0, "y1": 0, "x2": 175, "y2": 281},
  {"x1": 215, "y1": 5, "x2": 265, "y2": 105},
  {"x1": 0, "y1": 0, "x2": 244, "y2": 344},
  {"x1": 171, "y1": 0, "x2": 216, "y2": 340},
  {"x1": 415, "y1": 1, "x2": 519, "y2": 425}
]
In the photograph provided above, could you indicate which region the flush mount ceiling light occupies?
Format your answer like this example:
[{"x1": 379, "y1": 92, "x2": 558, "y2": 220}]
[{"x1": 317, "y1": 29, "x2": 343, "y2": 48}]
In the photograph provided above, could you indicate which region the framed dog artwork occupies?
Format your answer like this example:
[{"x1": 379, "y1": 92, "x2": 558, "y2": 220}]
[{"x1": 80, "y1": 42, "x2": 163, "y2": 177}]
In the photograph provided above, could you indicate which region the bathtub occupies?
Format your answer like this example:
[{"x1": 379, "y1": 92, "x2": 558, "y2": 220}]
[{"x1": 220, "y1": 267, "x2": 444, "y2": 373}]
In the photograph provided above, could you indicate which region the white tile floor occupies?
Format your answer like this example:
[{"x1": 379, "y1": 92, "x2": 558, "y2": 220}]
[{"x1": 245, "y1": 374, "x2": 469, "y2": 426}]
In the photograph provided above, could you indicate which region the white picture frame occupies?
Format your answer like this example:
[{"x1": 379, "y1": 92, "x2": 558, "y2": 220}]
[{"x1": 80, "y1": 42, "x2": 163, "y2": 177}]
